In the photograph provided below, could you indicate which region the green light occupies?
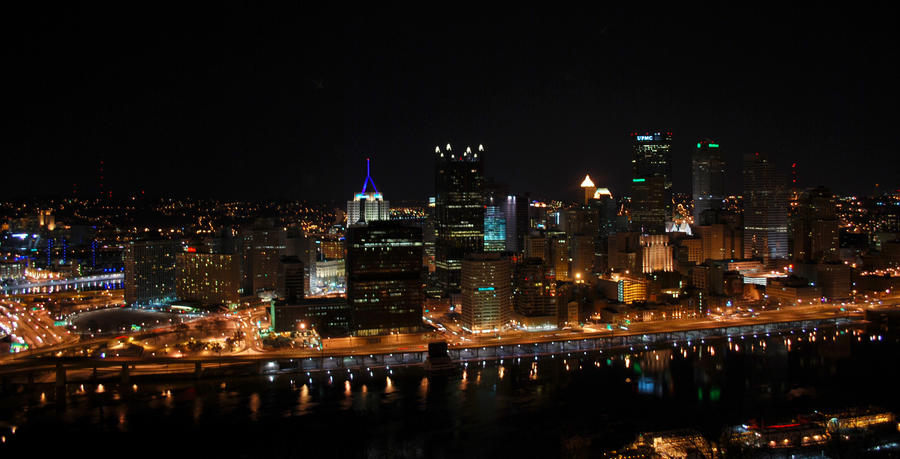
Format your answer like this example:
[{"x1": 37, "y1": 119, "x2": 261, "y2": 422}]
[
  {"x1": 709, "y1": 144, "x2": 719, "y2": 148},
  {"x1": 697, "y1": 142, "x2": 701, "y2": 148},
  {"x1": 632, "y1": 178, "x2": 645, "y2": 183}
]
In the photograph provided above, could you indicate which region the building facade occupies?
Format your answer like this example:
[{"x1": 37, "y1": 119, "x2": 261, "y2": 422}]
[
  {"x1": 692, "y1": 140, "x2": 726, "y2": 223},
  {"x1": 434, "y1": 144, "x2": 485, "y2": 295},
  {"x1": 461, "y1": 253, "x2": 513, "y2": 333},
  {"x1": 743, "y1": 152, "x2": 789, "y2": 265},
  {"x1": 346, "y1": 221, "x2": 424, "y2": 336},
  {"x1": 175, "y1": 252, "x2": 241, "y2": 307},
  {"x1": 631, "y1": 131, "x2": 673, "y2": 234},
  {"x1": 124, "y1": 239, "x2": 178, "y2": 306}
]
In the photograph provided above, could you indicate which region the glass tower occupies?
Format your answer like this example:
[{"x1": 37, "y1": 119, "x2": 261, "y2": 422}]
[
  {"x1": 630, "y1": 131, "x2": 672, "y2": 234},
  {"x1": 434, "y1": 144, "x2": 485, "y2": 295},
  {"x1": 743, "y1": 152, "x2": 788, "y2": 265},
  {"x1": 692, "y1": 139, "x2": 726, "y2": 224}
]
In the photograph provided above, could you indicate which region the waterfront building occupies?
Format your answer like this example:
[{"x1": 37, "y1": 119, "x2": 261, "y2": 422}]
[
  {"x1": 346, "y1": 221, "x2": 424, "y2": 336},
  {"x1": 461, "y1": 252, "x2": 512, "y2": 333}
]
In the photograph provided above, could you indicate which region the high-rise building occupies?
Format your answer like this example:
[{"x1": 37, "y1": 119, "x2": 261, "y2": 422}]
[
  {"x1": 503, "y1": 195, "x2": 520, "y2": 253},
  {"x1": 460, "y1": 253, "x2": 512, "y2": 334},
  {"x1": 125, "y1": 239, "x2": 178, "y2": 306},
  {"x1": 434, "y1": 144, "x2": 485, "y2": 295},
  {"x1": 241, "y1": 219, "x2": 286, "y2": 295},
  {"x1": 347, "y1": 159, "x2": 390, "y2": 225},
  {"x1": 692, "y1": 140, "x2": 725, "y2": 223},
  {"x1": 276, "y1": 256, "x2": 305, "y2": 303},
  {"x1": 580, "y1": 175, "x2": 597, "y2": 205},
  {"x1": 513, "y1": 258, "x2": 558, "y2": 330},
  {"x1": 792, "y1": 186, "x2": 839, "y2": 263},
  {"x1": 484, "y1": 180, "x2": 507, "y2": 252},
  {"x1": 548, "y1": 232, "x2": 570, "y2": 281},
  {"x1": 346, "y1": 221, "x2": 424, "y2": 336},
  {"x1": 640, "y1": 234, "x2": 674, "y2": 273},
  {"x1": 743, "y1": 152, "x2": 789, "y2": 265},
  {"x1": 175, "y1": 251, "x2": 241, "y2": 307},
  {"x1": 631, "y1": 131, "x2": 673, "y2": 234}
]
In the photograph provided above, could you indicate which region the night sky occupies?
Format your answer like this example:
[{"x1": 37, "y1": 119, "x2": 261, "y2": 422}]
[{"x1": 5, "y1": 5, "x2": 899, "y2": 202}]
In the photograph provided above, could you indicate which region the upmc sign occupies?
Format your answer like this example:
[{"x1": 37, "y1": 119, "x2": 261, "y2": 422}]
[{"x1": 635, "y1": 135, "x2": 655, "y2": 141}]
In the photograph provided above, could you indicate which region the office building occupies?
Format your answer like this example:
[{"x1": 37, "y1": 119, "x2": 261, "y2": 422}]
[
  {"x1": 580, "y1": 174, "x2": 597, "y2": 205},
  {"x1": 175, "y1": 252, "x2": 241, "y2": 308},
  {"x1": 277, "y1": 256, "x2": 305, "y2": 303},
  {"x1": 743, "y1": 153, "x2": 789, "y2": 265},
  {"x1": 124, "y1": 239, "x2": 178, "y2": 306},
  {"x1": 513, "y1": 257, "x2": 558, "y2": 330},
  {"x1": 347, "y1": 159, "x2": 390, "y2": 225},
  {"x1": 641, "y1": 234, "x2": 673, "y2": 273},
  {"x1": 346, "y1": 221, "x2": 424, "y2": 336},
  {"x1": 484, "y1": 180, "x2": 507, "y2": 252},
  {"x1": 241, "y1": 219, "x2": 286, "y2": 294},
  {"x1": 692, "y1": 140, "x2": 726, "y2": 223},
  {"x1": 631, "y1": 131, "x2": 673, "y2": 234},
  {"x1": 434, "y1": 144, "x2": 485, "y2": 294},
  {"x1": 461, "y1": 253, "x2": 512, "y2": 333},
  {"x1": 792, "y1": 186, "x2": 839, "y2": 263},
  {"x1": 273, "y1": 297, "x2": 350, "y2": 337}
]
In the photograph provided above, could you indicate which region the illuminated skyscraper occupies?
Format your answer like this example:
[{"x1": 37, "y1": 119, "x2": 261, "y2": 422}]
[
  {"x1": 125, "y1": 239, "x2": 178, "y2": 306},
  {"x1": 484, "y1": 180, "x2": 507, "y2": 252},
  {"x1": 692, "y1": 139, "x2": 725, "y2": 223},
  {"x1": 434, "y1": 144, "x2": 485, "y2": 295},
  {"x1": 743, "y1": 152, "x2": 788, "y2": 265},
  {"x1": 346, "y1": 221, "x2": 424, "y2": 336},
  {"x1": 630, "y1": 131, "x2": 672, "y2": 234},
  {"x1": 176, "y1": 251, "x2": 241, "y2": 307},
  {"x1": 347, "y1": 159, "x2": 390, "y2": 225},
  {"x1": 461, "y1": 253, "x2": 512, "y2": 333}
]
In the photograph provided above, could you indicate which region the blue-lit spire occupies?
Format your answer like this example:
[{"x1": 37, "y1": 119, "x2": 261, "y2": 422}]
[{"x1": 360, "y1": 158, "x2": 379, "y2": 194}]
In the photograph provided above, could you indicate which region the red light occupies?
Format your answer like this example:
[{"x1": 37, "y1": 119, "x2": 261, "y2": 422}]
[{"x1": 187, "y1": 247, "x2": 197, "y2": 253}]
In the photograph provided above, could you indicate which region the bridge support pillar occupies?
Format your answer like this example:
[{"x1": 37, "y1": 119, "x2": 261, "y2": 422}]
[
  {"x1": 194, "y1": 362, "x2": 202, "y2": 379},
  {"x1": 120, "y1": 364, "x2": 130, "y2": 385},
  {"x1": 55, "y1": 362, "x2": 66, "y2": 389}
]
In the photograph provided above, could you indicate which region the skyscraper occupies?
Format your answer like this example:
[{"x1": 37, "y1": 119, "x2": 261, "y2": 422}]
[
  {"x1": 347, "y1": 159, "x2": 390, "y2": 225},
  {"x1": 743, "y1": 152, "x2": 789, "y2": 265},
  {"x1": 692, "y1": 139, "x2": 726, "y2": 223},
  {"x1": 434, "y1": 143, "x2": 485, "y2": 295},
  {"x1": 175, "y1": 251, "x2": 241, "y2": 307},
  {"x1": 513, "y1": 257, "x2": 558, "y2": 330},
  {"x1": 461, "y1": 252, "x2": 512, "y2": 334},
  {"x1": 346, "y1": 221, "x2": 424, "y2": 336},
  {"x1": 125, "y1": 239, "x2": 178, "y2": 306},
  {"x1": 630, "y1": 131, "x2": 673, "y2": 234},
  {"x1": 792, "y1": 186, "x2": 839, "y2": 263},
  {"x1": 484, "y1": 179, "x2": 507, "y2": 252}
]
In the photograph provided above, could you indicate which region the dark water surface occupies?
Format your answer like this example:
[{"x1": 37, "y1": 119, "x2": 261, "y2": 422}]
[{"x1": 2, "y1": 325, "x2": 899, "y2": 457}]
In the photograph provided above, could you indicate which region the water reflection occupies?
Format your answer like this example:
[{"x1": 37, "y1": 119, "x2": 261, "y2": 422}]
[{"x1": 2, "y1": 325, "x2": 897, "y2": 457}]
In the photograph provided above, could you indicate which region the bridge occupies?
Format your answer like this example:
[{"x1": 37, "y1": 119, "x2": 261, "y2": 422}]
[
  {"x1": 1, "y1": 273, "x2": 124, "y2": 294},
  {"x1": 0, "y1": 314, "x2": 861, "y2": 392}
]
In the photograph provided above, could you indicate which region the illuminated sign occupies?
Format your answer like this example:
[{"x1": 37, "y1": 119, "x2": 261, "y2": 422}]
[
  {"x1": 632, "y1": 178, "x2": 646, "y2": 182},
  {"x1": 635, "y1": 135, "x2": 654, "y2": 141},
  {"x1": 709, "y1": 144, "x2": 719, "y2": 148},
  {"x1": 478, "y1": 287, "x2": 495, "y2": 291}
]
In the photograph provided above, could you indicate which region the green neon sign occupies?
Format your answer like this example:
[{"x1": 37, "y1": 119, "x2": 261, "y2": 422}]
[
  {"x1": 632, "y1": 178, "x2": 645, "y2": 183},
  {"x1": 709, "y1": 143, "x2": 719, "y2": 148}
]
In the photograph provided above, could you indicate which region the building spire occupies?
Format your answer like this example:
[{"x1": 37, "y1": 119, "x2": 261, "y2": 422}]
[{"x1": 361, "y1": 158, "x2": 379, "y2": 194}]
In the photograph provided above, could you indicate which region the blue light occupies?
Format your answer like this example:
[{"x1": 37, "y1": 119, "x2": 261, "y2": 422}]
[{"x1": 478, "y1": 287, "x2": 495, "y2": 291}]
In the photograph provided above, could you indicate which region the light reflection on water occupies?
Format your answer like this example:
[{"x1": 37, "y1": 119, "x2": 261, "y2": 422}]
[{"x1": 1, "y1": 326, "x2": 898, "y2": 456}]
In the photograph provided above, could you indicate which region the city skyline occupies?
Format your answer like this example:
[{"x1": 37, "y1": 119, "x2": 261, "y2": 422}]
[{"x1": 4, "y1": 5, "x2": 898, "y2": 202}]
